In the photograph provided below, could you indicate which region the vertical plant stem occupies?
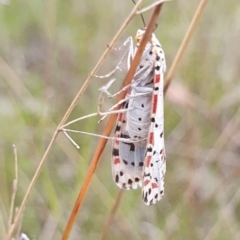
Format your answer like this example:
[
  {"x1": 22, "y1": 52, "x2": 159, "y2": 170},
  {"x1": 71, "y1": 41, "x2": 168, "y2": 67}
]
[
  {"x1": 164, "y1": 0, "x2": 209, "y2": 92},
  {"x1": 8, "y1": 145, "x2": 18, "y2": 230},
  {"x1": 7, "y1": 1, "x2": 145, "y2": 239},
  {"x1": 100, "y1": 0, "x2": 210, "y2": 238},
  {"x1": 100, "y1": 190, "x2": 124, "y2": 240},
  {"x1": 61, "y1": 4, "x2": 164, "y2": 240}
]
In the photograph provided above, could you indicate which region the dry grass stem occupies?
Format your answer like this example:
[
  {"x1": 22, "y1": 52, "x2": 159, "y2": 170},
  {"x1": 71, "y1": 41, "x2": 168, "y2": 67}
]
[
  {"x1": 164, "y1": 0, "x2": 209, "y2": 93},
  {"x1": 57, "y1": 0, "x2": 145, "y2": 128},
  {"x1": 7, "y1": 1, "x2": 146, "y2": 238},
  {"x1": 7, "y1": 131, "x2": 59, "y2": 240},
  {"x1": 100, "y1": 190, "x2": 124, "y2": 240},
  {"x1": 203, "y1": 108, "x2": 240, "y2": 202},
  {"x1": 8, "y1": 145, "x2": 18, "y2": 231},
  {"x1": 137, "y1": 0, "x2": 171, "y2": 14},
  {"x1": 61, "y1": 4, "x2": 164, "y2": 240},
  {"x1": 2, "y1": 0, "x2": 239, "y2": 239}
]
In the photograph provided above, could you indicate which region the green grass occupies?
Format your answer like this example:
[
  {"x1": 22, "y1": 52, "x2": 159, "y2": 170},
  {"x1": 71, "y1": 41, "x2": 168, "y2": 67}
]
[{"x1": 1, "y1": 0, "x2": 240, "y2": 239}]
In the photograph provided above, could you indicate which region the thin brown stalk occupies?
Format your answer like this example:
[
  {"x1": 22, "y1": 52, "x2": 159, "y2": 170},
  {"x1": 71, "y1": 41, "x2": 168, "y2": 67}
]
[
  {"x1": 100, "y1": 190, "x2": 124, "y2": 240},
  {"x1": 61, "y1": 4, "x2": 164, "y2": 240},
  {"x1": 8, "y1": 145, "x2": 18, "y2": 231},
  {"x1": 164, "y1": 0, "x2": 209, "y2": 93},
  {"x1": 7, "y1": 130, "x2": 59, "y2": 240},
  {"x1": 203, "y1": 108, "x2": 240, "y2": 203},
  {"x1": 7, "y1": 1, "x2": 145, "y2": 238},
  {"x1": 57, "y1": 0, "x2": 145, "y2": 127}
]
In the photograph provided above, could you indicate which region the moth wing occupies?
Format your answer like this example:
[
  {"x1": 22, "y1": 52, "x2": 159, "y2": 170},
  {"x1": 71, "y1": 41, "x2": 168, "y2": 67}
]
[
  {"x1": 142, "y1": 137, "x2": 166, "y2": 205},
  {"x1": 112, "y1": 102, "x2": 145, "y2": 190},
  {"x1": 142, "y1": 49, "x2": 166, "y2": 205}
]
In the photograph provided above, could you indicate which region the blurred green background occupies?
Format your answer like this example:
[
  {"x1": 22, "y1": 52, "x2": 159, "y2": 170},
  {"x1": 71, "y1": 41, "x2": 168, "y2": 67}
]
[{"x1": 1, "y1": 0, "x2": 240, "y2": 239}]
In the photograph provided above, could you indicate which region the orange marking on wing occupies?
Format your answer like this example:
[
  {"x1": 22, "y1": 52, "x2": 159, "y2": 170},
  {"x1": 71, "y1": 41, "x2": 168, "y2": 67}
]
[
  {"x1": 114, "y1": 158, "x2": 120, "y2": 164},
  {"x1": 152, "y1": 94, "x2": 158, "y2": 114},
  {"x1": 144, "y1": 180, "x2": 150, "y2": 186},
  {"x1": 148, "y1": 132, "x2": 154, "y2": 144},
  {"x1": 146, "y1": 156, "x2": 151, "y2": 167},
  {"x1": 151, "y1": 183, "x2": 158, "y2": 189},
  {"x1": 115, "y1": 133, "x2": 120, "y2": 145},
  {"x1": 155, "y1": 74, "x2": 160, "y2": 83}
]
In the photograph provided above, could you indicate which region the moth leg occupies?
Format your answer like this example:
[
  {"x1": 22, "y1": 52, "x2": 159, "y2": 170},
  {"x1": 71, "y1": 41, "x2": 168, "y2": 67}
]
[
  {"x1": 94, "y1": 37, "x2": 134, "y2": 79},
  {"x1": 98, "y1": 91, "x2": 151, "y2": 122}
]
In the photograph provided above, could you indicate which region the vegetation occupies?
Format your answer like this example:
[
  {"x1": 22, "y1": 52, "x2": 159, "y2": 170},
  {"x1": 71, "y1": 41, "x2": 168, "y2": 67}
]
[{"x1": 0, "y1": 0, "x2": 240, "y2": 239}]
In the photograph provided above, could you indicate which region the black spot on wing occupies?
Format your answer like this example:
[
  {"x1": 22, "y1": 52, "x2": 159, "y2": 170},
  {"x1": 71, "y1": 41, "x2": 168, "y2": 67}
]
[
  {"x1": 147, "y1": 147, "x2": 153, "y2": 152},
  {"x1": 144, "y1": 172, "x2": 151, "y2": 177},
  {"x1": 123, "y1": 142, "x2": 135, "y2": 152},
  {"x1": 128, "y1": 179, "x2": 133, "y2": 184},
  {"x1": 120, "y1": 133, "x2": 130, "y2": 139},
  {"x1": 123, "y1": 160, "x2": 128, "y2": 165},
  {"x1": 135, "y1": 177, "x2": 140, "y2": 182},
  {"x1": 148, "y1": 188, "x2": 152, "y2": 195},
  {"x1": 112, "y1": 148, "x2": 119, "y2": 156},
  {"x1": 143, "y1": 192, "x2": 148, "y2": 202},
  {"x1": 115, "y1": 125, "x2": 121, "y2": 132}
]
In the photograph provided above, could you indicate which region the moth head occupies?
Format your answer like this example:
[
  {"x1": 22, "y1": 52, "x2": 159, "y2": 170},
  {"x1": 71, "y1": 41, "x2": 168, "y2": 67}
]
[
  {"x1": 135, "y1": 24, "x2": 158, "y2": 44},
  {"x1": 135, "y1": 28, "x2": 146, "y2": 43}
]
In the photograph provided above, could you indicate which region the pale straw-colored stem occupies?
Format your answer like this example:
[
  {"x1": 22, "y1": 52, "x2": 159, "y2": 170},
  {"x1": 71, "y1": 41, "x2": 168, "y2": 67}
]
[
  {"x1": 7, "y1": 1, "x2": 145, "y2": 239},
  {"x1": 61, "y1": 3, "x2": 164, "y2": 240},
  {"x1": 164, "y1": 0, "x2": 209, "y2": 92}
]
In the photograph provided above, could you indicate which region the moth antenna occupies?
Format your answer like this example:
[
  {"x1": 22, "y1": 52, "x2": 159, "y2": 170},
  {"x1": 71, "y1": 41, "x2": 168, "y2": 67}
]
[{"x1": 131, "y1": 0, "x2": 146, "y2": 27}]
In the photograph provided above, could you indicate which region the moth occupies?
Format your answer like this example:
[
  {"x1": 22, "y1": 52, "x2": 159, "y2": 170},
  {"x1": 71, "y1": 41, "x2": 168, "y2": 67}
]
[{"x1": 112, "y1": 28, "x2": 166, "y2": 205}]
